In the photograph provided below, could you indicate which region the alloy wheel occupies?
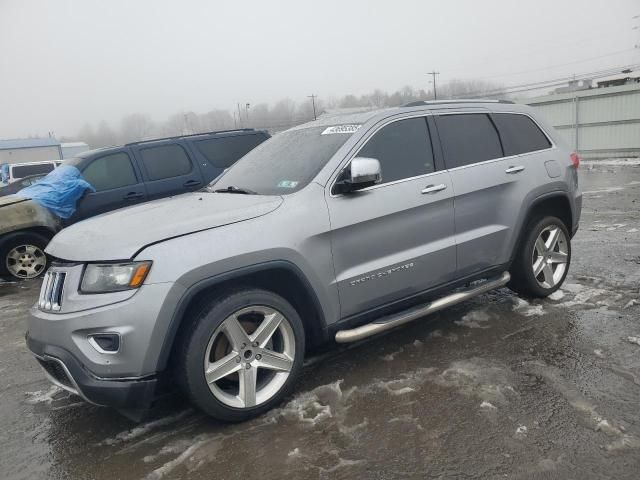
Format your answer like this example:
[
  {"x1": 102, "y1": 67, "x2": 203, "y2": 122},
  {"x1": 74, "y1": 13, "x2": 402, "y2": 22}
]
[
  {"x1": 203, "y1": 306, "x2": 295, "y2": 409},
  {"x1": 6, "y1": 244, "x2": 47, "y2": 279},
  {"x1": 531, "y1": 225, "x2": 569, "y2": 289}
]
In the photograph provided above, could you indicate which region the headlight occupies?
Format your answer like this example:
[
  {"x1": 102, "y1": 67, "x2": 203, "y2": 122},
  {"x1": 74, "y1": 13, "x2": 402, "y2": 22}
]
[{"x1": 81, "y1": 261, "x2": 152, "y2": 293}]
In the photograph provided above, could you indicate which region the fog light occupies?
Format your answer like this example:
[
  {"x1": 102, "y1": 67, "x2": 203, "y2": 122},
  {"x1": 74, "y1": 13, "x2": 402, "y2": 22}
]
[{"x1": 88, "y1": 334, "x2": 120, "y2": 353}]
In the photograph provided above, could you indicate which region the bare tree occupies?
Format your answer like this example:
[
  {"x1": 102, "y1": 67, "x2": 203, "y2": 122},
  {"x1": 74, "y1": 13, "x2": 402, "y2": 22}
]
[{"x1": 120, "y1": 113, "x2": 155, "y2": 143}]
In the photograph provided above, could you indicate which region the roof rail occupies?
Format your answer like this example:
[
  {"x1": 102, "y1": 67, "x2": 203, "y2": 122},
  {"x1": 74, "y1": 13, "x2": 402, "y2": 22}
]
[
  {"x1": 402, "y1": 99, "x2": 515, "y2": 107},
  {"x1": 124, "y1": 128, "x2": 257, "y2": 146}
]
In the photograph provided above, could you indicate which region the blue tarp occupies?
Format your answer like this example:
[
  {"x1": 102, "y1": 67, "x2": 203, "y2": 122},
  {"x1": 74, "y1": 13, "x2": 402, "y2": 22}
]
[{"x1": 16, "y1": 165, "x2": 95, "y2": 219}]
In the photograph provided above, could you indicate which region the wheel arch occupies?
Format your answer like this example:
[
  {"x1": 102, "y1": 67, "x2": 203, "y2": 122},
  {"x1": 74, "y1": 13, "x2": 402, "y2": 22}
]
[
  {"x1": 510, "y1": 191, "x2": 573, "y2": 264},
  {"x1": 157, "y1": 260, "x2": 328, "y2": 372}
]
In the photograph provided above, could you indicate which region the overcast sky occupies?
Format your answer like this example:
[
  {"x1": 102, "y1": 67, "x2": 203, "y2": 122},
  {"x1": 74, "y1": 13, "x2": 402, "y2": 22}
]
[{"x1": 1, "y1": 0, "x2": 638, "y2": 138}]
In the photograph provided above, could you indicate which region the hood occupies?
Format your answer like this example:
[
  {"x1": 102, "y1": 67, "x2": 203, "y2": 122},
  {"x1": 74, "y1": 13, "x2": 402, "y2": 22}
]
[
  {"x1": 46, "y1": 192, "x2": 283, "y2": 261},
  {"x1": 0, "y1": 194, "x2": 28, "y2": 208}
]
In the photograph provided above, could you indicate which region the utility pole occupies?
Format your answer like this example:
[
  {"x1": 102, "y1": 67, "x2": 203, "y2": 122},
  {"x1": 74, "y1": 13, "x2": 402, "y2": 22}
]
[
  {"x1": 307, "y1": 94, "x2": 317, "y2": 120},
  {"x1": 427, "y1": 71, "x2": 440, "y2": 100},
  {"x1": 245, "y1": 103, "x2": 250, "y2": 126},
  {"x1": 237, "y1": 103, "x2": 243, "y2": 128}
]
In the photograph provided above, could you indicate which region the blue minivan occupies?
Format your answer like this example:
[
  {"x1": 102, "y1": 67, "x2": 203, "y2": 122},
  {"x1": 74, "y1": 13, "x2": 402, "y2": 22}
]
[{"x1": 0, "y1": 129, "x2": 269, "y2": 279}]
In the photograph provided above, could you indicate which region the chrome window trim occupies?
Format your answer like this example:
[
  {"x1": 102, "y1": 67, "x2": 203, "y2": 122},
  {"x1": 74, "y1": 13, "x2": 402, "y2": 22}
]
[
  {"x1": 329, "y1": 111, "x2": 439, "y2": 198},
  {"x1": 327, "y1": 109, "x2": 558, "y2": 198},
  {"x1": 435, "y1": 110, "x2": 556, "y2": 172}
]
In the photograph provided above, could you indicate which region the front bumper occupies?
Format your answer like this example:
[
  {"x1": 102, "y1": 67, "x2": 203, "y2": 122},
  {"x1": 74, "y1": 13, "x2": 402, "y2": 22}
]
[{"x1": 26, "y1": 335, "x2": 158, "y2": 409}]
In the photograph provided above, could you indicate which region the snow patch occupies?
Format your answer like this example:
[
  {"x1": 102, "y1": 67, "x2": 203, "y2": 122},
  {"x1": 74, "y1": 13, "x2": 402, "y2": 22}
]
[
  {"x1": 627, "y1": 336, "x2": 640, "y2": 347},
  {"x1": 512, "y1": 297, "x2": 545, "y2": 316},
  {"x1": 412, "y1": 339, "x2": 424, "y2": 348},
  {"x1": 381, "y1": 347, "x2": 404, "y2": 362},
  {"x1": 25, "y1": 385, "x2": 63, "y2": 405},
  {"x1": 624, "y1": 299, "x2": 639, "y2": 309},
  {"x1": 548, "y1": 290, "x2": 565, "y2": 301},
  {"x1": 103, "y1": 409, "x2": 193, "y2": 446},
  {"x1": 287, "y1": 447, "x2": 301, "y2": 458},
  {"x1": 627, "y1": 228, "x2": 639, "y2": 233},
  {"x1": 582, "y1": 187, "x2": 624, "y2": 195},
  {"x1": 480, "y1": 401, "x2": 497, "y2": 410},
  {"x1": 454, "y1": 309, "x2": 491, "y2": 328},
  {"x1": 593, "y1": 349, "x2": 605, "y2": 358},
  {"x1": 515, "y1": 425, "x2": 528, "y2": 436}
]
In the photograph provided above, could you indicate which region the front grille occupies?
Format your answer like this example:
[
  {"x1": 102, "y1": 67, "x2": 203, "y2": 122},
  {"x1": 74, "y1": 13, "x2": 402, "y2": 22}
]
[
  {"x1": 38, "y1": 270, "x2": 66, "y2": 311},
  {"x1": 37, "y1": 358, "x2": 73, "y2": 388}
]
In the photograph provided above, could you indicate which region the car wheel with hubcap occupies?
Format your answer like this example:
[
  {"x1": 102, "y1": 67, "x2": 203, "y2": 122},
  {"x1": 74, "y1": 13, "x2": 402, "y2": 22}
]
[
  {"x1": 509, "y1": 216, "x2": 571, "y2": 298},
  {"x1": 0, "y1": 232, "x2": 50, "y2": 280},
  {"x1": 179, "y1": 289, "x2": 305, "y2": 421}
]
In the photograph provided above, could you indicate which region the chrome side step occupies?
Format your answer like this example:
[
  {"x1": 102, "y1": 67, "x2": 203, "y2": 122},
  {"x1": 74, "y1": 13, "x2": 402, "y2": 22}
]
[{"x1": 335, "y1": 271, "x2": 510, "y2": 343}]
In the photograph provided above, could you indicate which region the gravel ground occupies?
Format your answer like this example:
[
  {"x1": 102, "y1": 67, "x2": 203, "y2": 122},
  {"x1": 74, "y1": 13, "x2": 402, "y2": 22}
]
[{"x1": 1, "y1": 164, "x2": 639, "y2": 479}]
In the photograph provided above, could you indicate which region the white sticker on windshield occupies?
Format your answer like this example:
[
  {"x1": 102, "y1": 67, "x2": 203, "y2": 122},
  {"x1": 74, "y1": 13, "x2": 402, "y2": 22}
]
[
  {"x1": 321, "y1": 124, "x2": 362, "y2": 135},
  {"x1": 277, "y1": 180, "x2": 299, "y2": 189}
]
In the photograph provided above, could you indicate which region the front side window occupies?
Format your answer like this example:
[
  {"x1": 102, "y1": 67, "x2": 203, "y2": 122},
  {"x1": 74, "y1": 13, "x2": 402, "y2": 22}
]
[
  {"x1": 213, "y1": 126, "x2": 354, "y2": 195},
  {"x1": 81, "y1": 153, "x2": 137, "y2": 191},
  {"x1": 436, "y1": 114, "x2": 503, "y2": 168},
  {"x1": 358, "y1": 117, "x2": 435, "y2": 184},
  {"x1": 140, "y1": 144, "x2": 193, "y2": 181},
  {"x1": 492, "y1": 113, "x2": 552, "y2": 156}
]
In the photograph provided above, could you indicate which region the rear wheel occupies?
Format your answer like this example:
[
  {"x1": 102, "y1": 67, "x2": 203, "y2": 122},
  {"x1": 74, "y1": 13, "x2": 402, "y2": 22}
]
[
  {"x1": 179, "y1": 289, "x2": 305, "y2": 421},
  {"x1": 0, "y1": 232, "x2": 50, "y2": 280},
  {"x1": 509, "y1": 216, "x2": 571, "y2": 297}
]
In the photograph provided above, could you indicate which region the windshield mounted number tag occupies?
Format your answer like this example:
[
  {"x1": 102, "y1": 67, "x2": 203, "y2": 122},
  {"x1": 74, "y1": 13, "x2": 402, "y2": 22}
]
[{"x1": 321, "y1": 125, "x2": 362, "y2": 135}]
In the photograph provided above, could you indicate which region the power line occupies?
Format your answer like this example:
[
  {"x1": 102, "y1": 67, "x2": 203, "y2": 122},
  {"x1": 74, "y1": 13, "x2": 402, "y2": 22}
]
[
  {"x1": 453, "y1": 63, "x2": 640, "y2": 99},
  {"x1": 476, "y1": 48, "x2": 636, "y2": 81}
]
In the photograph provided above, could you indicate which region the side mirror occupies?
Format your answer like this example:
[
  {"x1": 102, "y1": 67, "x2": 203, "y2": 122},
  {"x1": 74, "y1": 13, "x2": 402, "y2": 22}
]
[{"x1": 333, "y1": 157, "x2": 382, "y2": 194}]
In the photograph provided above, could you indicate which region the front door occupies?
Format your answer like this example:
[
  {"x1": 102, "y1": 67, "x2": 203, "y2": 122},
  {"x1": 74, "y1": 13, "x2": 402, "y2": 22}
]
[
  {"x1": 326, "y1": 116, "x2": 456, "y2": 318},
  {"x1": 73, "y1": 150, "x2": 147, "y2": 222}
]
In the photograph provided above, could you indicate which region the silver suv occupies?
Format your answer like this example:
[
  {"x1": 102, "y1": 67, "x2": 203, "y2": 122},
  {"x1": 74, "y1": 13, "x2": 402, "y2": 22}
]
[{"x1": 27, "y1": 100, "x2": 582, "y2": 421}]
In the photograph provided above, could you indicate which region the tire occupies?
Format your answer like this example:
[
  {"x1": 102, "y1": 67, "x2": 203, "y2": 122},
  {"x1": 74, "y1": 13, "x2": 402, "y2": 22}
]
[
  {"x1": 0, "y1": 232, "x2": 50, "y2": 280},
  {"x1": 508, "y1": 216, "x2": 571, "y2": 298},
  {"x1": 178, "y1": 288, "x2": 305, "y2": 422}
]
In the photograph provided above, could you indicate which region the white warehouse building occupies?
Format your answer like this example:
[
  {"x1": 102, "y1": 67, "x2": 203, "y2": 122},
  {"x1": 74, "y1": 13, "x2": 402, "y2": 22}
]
[
  {"x1": 0, "y1": 138, "x2": 62, "y2": 165},
  {"x1": 524, "y1": 83, "x2": 640, "y2": 159}
]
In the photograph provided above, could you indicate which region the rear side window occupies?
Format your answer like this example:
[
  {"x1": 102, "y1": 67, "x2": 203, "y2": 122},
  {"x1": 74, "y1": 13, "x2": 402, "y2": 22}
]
[
  {"x1": 492, "y1": 113, "x2": 551, "y2": 156},
  {"x1": 436, "y1": 114, "x2": 503, "y2": 168},
  {"x1": 195, "y1": 134, "x2": 267, "y2": 168},
  {"x1": 12, "y1": 163, "x2": 55, "y2": 178},
  {"x1": 82, "y1": 153, "x2": 138, "y2": 191},
  {"x1": 140, "y1": 144, "x2": 192, "y2": 181},
  {"x1": 358, "y1": 117, "x2": 435, "y2": 184}
]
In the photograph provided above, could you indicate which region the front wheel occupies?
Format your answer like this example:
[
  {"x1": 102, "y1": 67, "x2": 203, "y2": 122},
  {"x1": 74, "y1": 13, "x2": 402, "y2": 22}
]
[
  {"x1": 0, "y1": 232, "x2": 50, "y2": 280},
  {"x1": 178, "y1": 289, "x2": 305, "y2": 422},
  {"x1": 509, "y1": 216, "x2": 571, "y2": 298}
]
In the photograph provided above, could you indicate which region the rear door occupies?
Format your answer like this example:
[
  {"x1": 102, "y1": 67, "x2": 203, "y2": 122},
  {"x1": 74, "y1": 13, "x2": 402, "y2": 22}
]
[
  {"x1": 73, "y1": 150, "x2": 147, "y2": 222},
  {"x1": 132, "y1": 141, "x2": 204, "y2": 200},
  {"x1": 434, "y1": 110, "x2": 552, "y2": 276},
  {"x1": 326, "y1": 115, "x2": 456, "y2": 318}
]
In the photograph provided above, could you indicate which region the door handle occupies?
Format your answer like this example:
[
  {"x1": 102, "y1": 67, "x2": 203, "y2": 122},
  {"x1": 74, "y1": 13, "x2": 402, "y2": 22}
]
[
  {"x1": 421, "y1": 184, "x2": 447, "y2": 194},
  {"x1": 183, "y1": 179, "x2": 202, "y2": 188},
  {"x1": 123, "y1": 192, "x2": 144, "y2": 200},
  {"x1": 505, "y1": 165, "x2": 525, "y2": 174}
]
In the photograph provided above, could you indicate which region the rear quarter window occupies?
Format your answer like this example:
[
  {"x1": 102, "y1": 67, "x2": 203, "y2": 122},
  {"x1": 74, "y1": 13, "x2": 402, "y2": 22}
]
[
  {"x1": 11, "y1": 163, "x2": 56, "y2": 178},
  {"x1": 194, "y1": 134, "x2": 267, "y2": 168},
  {"x1": 492, "y1": 113, "x2": 551, "y2": 156}
]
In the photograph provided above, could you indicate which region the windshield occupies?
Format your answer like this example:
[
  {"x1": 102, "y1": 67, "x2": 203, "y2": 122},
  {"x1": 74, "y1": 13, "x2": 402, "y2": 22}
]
[{"x1": 211, "y1": 126, "x2": 356, "y2": 195}]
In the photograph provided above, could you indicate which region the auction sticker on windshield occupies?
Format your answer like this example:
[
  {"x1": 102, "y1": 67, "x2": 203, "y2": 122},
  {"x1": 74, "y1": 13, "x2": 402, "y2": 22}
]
[
  {"x1": 277, "y1": 180, "x2": 299, "y2": 188},
  {"x1": 321, "y1": 125, "x2": 362, "y2": 135}
]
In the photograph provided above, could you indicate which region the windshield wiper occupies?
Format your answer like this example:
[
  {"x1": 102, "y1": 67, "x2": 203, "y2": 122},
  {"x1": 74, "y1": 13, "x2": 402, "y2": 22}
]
[{"x1": 214, "y1": 185, "x2": 257, "y2": 195}]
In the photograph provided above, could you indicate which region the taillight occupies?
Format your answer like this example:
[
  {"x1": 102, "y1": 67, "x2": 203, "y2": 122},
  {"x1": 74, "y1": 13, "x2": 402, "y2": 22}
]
[{"x1": 570, "y1": 152, "x2": 580, "y2": 168}]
